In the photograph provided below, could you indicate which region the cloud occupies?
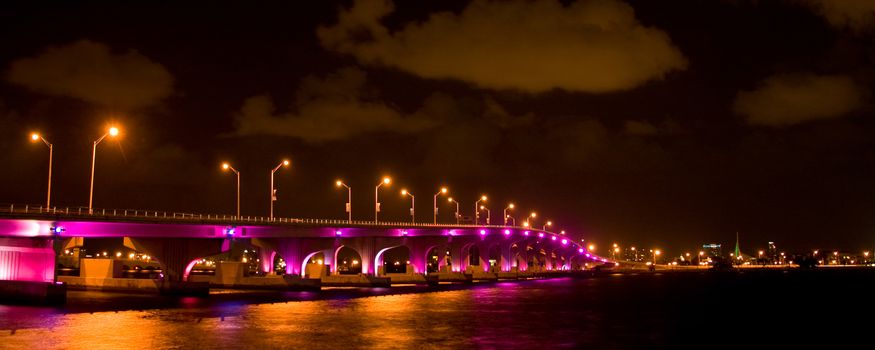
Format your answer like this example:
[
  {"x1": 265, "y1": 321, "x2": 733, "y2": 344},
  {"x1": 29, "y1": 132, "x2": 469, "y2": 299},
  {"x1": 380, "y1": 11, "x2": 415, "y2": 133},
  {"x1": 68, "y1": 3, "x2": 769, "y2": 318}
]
[
  {"x1": 234, "y1": 68, "x2": 441, "y2": 142},
  {"x1": 734, "y1": 73, "x2": 865, "y2": 126},
  {"x1": 6, "y1": 40, "x2": 173, "y2": 110},
  {"x1": 800, "y1": 0, "x2": 875, "y2": 31},
  {"x1": 318, "y1": 0, "x2": 687, "y2": 93}
]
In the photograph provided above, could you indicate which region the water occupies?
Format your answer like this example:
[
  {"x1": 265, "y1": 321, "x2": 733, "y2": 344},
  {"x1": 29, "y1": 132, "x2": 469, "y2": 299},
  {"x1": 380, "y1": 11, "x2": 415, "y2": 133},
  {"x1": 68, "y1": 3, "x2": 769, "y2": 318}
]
[{"x1": 1, "y1": 269, "x2": 872, "y2": 349}]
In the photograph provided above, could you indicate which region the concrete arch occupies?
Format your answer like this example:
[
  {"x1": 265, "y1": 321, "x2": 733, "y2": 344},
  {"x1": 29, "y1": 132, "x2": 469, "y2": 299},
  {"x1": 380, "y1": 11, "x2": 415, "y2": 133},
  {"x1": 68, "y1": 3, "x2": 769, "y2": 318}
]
[{"x1": 374, "y1": 244, "x2": 411, "y2": 276}]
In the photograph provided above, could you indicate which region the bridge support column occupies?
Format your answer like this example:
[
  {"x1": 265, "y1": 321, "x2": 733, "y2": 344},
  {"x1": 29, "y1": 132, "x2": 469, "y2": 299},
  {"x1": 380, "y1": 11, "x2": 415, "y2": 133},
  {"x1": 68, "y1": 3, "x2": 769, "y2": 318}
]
[
  {"x1": 124, "y1": 237, "x2": 228, "y2": 296},
  {"x1": 0, "y1": 237, "x2": 55, "y2": 283}
]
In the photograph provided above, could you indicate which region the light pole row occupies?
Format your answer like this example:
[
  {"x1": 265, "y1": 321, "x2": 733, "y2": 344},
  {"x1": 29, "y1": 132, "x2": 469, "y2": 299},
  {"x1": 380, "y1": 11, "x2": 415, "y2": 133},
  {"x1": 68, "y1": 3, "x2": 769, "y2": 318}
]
[
  {"x1": 26, "y1": 130, "x2": 566, "y2": 231},
  {"x1": 29, "y1": 127, "x2": 120, "y2": 213}
]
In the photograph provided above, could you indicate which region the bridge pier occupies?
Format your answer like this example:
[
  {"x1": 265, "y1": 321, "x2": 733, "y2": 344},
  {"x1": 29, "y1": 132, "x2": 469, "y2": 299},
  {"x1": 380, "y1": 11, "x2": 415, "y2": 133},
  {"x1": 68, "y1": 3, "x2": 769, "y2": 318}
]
[
  {"x1": 0, "y1": 237, "x2": 65, "y2": 304},
  {"x1": 123, "y1": 237, "x2": 228, "y2": 295}
]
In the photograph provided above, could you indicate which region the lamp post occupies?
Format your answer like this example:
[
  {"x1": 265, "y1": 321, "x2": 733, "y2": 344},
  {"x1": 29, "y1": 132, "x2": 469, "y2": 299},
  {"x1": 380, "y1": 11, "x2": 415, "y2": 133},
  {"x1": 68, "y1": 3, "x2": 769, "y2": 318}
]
[
  {"x1": 542, "y1": 221, "x2": 552, "y2": 231},
  {"x1": 527, "y1": 212, "x2": 537, "y2": 228},
  {"x1": 89, "y1": 126, "x2": 120, "y2": 213},
  {"x1": 269, "y1": 159, "x2": 290, "y2": 219},
  {"x1": 479, "y1": 205, "x2": 491, "y2": 225},
  {"x1": 474, "y1": 195, "x2": 487, "y2": 224},
  {"x1": 448, "y1": 197, "x2": 460, "y2": 224},
  {"x1": 222, "y1": 163, "x2": 240, "y2": 219},
  {"x1": 336, "y1": 180, "x2": 351, "y2": 223},
  {"x1": 375, "y1": 177, "x2": 391, "y2": 222},
  {"x1": 30, "y1": 133, "x2": 53, "y2": 208},
  {"x1": 433, "y1": 187, "x2": 448, "y2": 224},
  {"x1": 503, "y1": 203, "x2": 514, "y2": 225},
  {"x1": 401, "y1": 189, "x2": 415, "y2": 223},
  {"x1": 653, "y1": 249, "x2": 661, "y2": 264}
]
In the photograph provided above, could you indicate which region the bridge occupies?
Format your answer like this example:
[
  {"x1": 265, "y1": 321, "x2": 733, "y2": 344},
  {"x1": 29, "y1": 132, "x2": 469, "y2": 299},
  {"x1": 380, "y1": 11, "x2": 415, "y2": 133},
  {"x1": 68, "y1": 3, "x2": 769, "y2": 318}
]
[{"x1": 0, "y1": 204, "x2": 607, "y2": 300}]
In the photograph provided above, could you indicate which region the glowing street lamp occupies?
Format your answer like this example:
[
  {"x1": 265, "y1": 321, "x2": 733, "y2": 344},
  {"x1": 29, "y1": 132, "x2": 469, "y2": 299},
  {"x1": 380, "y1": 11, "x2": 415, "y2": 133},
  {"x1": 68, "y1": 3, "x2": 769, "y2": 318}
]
[
  {"x1": 336, "y1": 180, "x2": 351, "y2": 223},
  {"x1": 433, "y1": 187, "x2": 448, "y2": 224},
  {"x1": 588, "y1": 244, "x2": 595, "y2": 252},
  {"x1": 503, "y1": 203, "x2": 515, "y2": 226},
  {"x1": 89, "y1": 126, "x2": 120, "y2": 213},
  {"x1": 29, "y1": 132, "x2": 53, "y2": 208},
  {"x1": 269, "y1": 159, "x2": 290, "y2": 219},
  {"x1": 474, "y1": 195, "x2": 487, "y2": 224},
  {"x1": 542, "y1": 221, "x2": 552, "y2": 231},
  {"x1": 653, "y1": 249, "x2": 661, "y2": 264},
  {"x1": 222, "y1": 163, "x2": 240, "y2": 219},
  {"x1": 401, "y1": 189, "x2": 415, "y2": 223},
  {"x1": 527, "y1": 212, "x2": 537, "y2": 228},
  {"x1": 447, "y1": 197, "x2": 460, "y2": 224},
  {"x1": 479, "y1": 205, "x2": 491, "y2": 225},
  {"x1": 375, "y1": 177, "x2": 391, "y2": 222}
]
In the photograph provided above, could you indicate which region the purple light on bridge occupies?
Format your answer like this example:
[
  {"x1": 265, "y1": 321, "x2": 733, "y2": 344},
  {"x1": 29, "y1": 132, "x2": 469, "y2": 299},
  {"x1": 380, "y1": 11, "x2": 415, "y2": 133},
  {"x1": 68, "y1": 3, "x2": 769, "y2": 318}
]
[
  {"x1": 479, "y1": 229, "x2": 486, "y2": 236},
  {"x1": 537, "y1": 232, "x2": 544, "y2": 238},
  {"x1": 578, "y1": 248, "x2": 584, "y2": 253},
  {"x1": 51, "y1": 226, "x2": 65, "y2": 234},
  {"x1": 401, "y1": 230, "x2": 408, "y2": 236},
  {"x1": 551, "y1": 236, "x2": 557, "y2": 241},
  {"x1": 524, "y1": 231, "x2": 530, "y2": 236},
  {"x1": 335, "y1": 230, "x2": 342, "y2": 236},
  {"x1": 224, "y1": 226, "x2": 235, "y2": 237},
  {"x1": 586, "y1": 254, "x2": 591, "y2": 258},
  {"x1": 561, "y1": 239, "x2": 567, "y2": 245},
  {"x1": 448, "y1": 230, "x2": 456, "y2": 236},
  {"x1": 503, "y1": 229, "x2": 510, "y2": 236}
]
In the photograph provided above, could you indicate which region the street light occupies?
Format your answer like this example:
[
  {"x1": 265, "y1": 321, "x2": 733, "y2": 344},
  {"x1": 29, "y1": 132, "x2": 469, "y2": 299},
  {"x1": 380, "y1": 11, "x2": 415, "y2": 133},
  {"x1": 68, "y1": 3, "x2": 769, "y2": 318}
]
[
  {"x1": 542, "y1": 221, "x2": 552, "y2": 231},
  {"x1": 375, "y1": 177, "x2": 391, "y2": 222},
  {"x1": 503, "y1": 203, "x2": 514, "y2": 226},
  {"x1": 433, "y1": 187, "x2": 448, "y2": 224},
  {"x1": 479, "y1": 205, "x2": 491, "y2": 225},
  {"x1": 653, "y1": 249, "x2": 661, "y2": 264},
  {"x1": 401, "y1": 189, "x2": 415, "y2": 223},
  {"x1": 336, "y1": 180, "x2": 351, "y2": 223},
  {"x1": 269, "y1": 159, "x2": 290, "y2": 219},
  {"x1": 89, "y1": 126, "x2": 120, "y2": 213},
  {"x1": 588, "y1": 244, "x2": 595, "y2": 251},
  {"x1": 29, "y1": 132, "x2": 53, "y2": 208},
  {"x1": 446, "y1": 197, "x2": 461, "y2": 224},
  {"x1": 222, "y1": 163, "x2": 240, "y2": 219},
  {"x1": 527, "y1": 212, "x2": 537, "y2": 228},
  {"x1": 474, "y1": 195, "x2": 487, "y2": 224}
]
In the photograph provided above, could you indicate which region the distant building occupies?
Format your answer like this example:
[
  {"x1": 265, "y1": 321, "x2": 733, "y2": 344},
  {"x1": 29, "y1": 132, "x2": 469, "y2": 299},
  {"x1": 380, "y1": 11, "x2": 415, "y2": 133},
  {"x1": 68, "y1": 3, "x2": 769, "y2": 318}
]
[{"x1": 703, "y1": 244, "x2": 722, "y2": 258}]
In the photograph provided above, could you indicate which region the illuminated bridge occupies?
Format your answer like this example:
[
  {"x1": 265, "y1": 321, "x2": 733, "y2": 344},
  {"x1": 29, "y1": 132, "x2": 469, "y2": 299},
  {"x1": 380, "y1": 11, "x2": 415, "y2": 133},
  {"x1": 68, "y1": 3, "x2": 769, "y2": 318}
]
[{"x1": 0, "y1": 205, "x2": 607, "y2": 298}]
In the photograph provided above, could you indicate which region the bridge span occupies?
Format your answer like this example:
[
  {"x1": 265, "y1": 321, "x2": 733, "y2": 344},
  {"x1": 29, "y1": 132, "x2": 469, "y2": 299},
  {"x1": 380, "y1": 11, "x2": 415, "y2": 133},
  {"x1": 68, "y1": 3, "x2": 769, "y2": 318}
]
[{"x1": 0, "y1": 205, "x2": 606, "y2": 299}]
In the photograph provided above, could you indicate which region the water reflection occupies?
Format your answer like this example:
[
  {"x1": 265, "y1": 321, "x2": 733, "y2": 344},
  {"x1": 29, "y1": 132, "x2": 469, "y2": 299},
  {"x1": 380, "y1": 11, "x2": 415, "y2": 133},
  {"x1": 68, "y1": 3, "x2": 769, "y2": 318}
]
[{"x1": 2, "y1": 270, "x2": 875, "y2": 348}]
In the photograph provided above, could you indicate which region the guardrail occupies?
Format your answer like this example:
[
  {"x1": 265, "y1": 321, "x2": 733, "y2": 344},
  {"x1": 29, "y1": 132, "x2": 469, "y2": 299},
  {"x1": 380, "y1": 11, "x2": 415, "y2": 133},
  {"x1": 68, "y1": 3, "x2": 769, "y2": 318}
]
[{"x1": 0, "y1": 203, "x2": 550, "y2": 230}]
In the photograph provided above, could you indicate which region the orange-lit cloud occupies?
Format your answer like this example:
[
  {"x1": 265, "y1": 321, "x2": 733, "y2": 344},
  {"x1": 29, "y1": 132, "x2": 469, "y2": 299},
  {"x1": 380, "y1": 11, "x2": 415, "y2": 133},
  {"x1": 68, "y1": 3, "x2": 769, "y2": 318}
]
[
  {"x1": 800, "y1": 0, "x2": 875, "y2": 31},
  {"x1": 234, "y1": 68, "x2": 440, "y2": 142},
  {"x1": 734, "y1": 73, "x2": 865, "y2": 126},
  {"x1": 319, "y1": 0, "x2": 686, "y2": 94},
  {"x1": 6, "y1": 40, "x2": 173, "y2": 110}
]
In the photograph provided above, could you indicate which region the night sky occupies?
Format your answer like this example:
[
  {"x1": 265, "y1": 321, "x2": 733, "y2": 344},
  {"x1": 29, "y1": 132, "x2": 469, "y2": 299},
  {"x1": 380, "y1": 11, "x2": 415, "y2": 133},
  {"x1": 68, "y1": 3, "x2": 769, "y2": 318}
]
[{"x1": 1, "y1": 0, "x2": 874, "y2": 254}]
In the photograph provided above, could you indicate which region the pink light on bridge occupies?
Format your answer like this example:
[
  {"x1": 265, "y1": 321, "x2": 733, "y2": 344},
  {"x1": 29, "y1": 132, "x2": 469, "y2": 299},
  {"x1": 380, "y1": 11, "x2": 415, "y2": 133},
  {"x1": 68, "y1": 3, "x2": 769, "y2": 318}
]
[
  {"x1": 335, "y1": 230, "x2": 342, "y2": 236},
  {"x1": 551, "y1": 236, "x2": 557, "y2": 241},
  {"x1": 479, "y1": 229, "x2": 486, "y2": 236},
  {"x1": 537, "y1": 232, "x2": 544, "y2": 238},
  {"x1": 586, "y1": 254, "x2": 591, "y2": 258},
  {"x1": 401, "y1": 230, "x2": 408, "y2": 236},
  {"x1": 524, "y1": 231, "x2": 530, "y2": 236},
  {"x1": 561, "y1": 239, "x2": 567, "y2": 245},
  {"x1": 578, "y1": 248, "x2": 584, "y2": 253},
  {"x1": 503, "y1": 229, "x2": 510, "y2": 236}
]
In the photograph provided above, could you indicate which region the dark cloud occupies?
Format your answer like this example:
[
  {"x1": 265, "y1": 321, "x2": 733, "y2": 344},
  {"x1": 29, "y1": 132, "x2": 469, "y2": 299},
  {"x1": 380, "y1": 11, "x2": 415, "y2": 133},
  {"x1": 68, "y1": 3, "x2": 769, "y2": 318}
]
[
  {"x1": 319, "y1": 0, "x2": 687, "y2": 93},
  {"x1": 799, "y1": 0, "x2": 875, "y2": 31},
  {"x1": 6, "y1": 40, "x2": 173, "y2": 110},
  {"x1": 734, "y1": 73, "x2": 865, "y2": 126},
  {"x1": 234, "y1": 68, "x2": 442, "y2": 143}
]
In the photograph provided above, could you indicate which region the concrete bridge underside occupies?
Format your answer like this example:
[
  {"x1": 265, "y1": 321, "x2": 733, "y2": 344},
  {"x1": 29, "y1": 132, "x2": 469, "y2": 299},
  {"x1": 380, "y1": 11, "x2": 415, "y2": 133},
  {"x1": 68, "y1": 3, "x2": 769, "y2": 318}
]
[{"x1": 0, "y1": 217, "x2": 605, "y2": 294}]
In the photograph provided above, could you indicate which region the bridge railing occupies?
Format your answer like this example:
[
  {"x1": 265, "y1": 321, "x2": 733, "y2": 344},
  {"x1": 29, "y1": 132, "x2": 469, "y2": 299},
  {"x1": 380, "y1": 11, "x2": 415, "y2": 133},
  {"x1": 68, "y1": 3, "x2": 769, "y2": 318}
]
[{"x1": 0, "y1": 203, "x2": 551, "y2": 230}]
